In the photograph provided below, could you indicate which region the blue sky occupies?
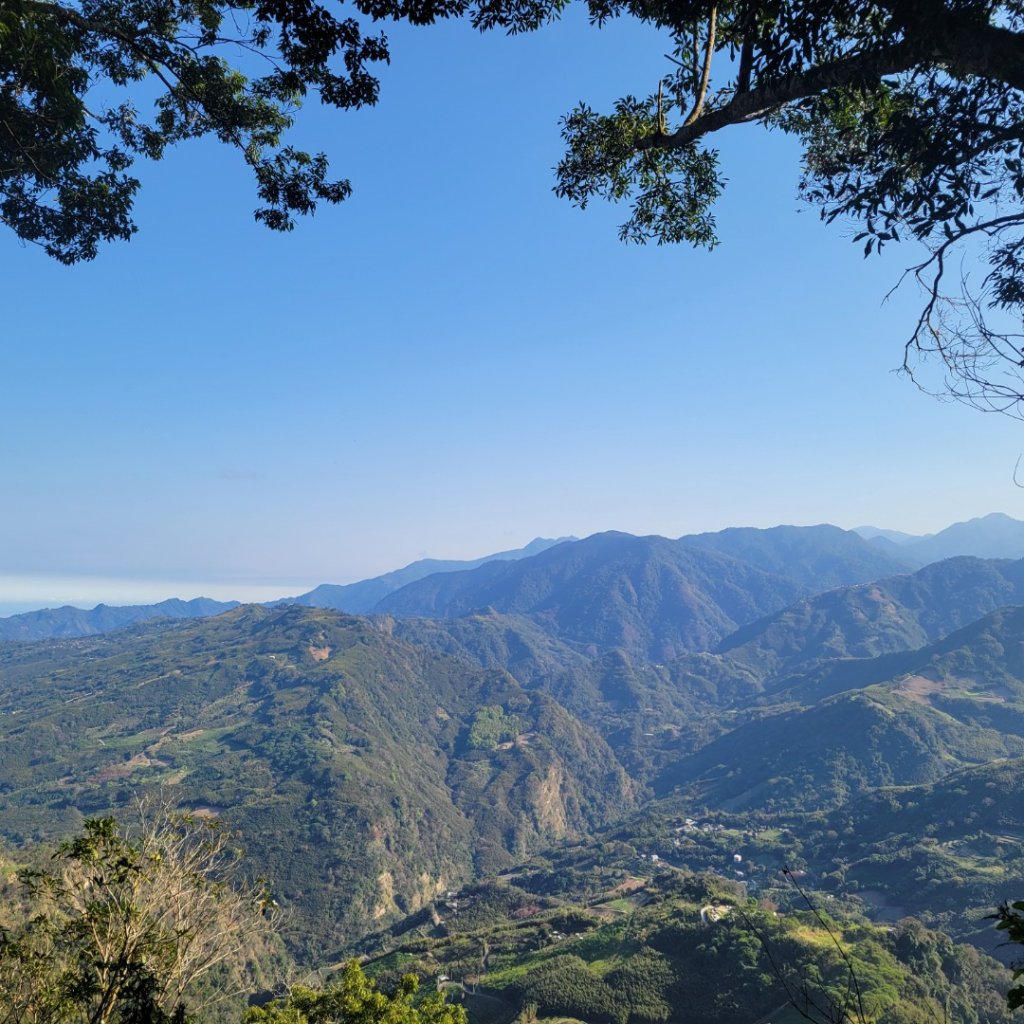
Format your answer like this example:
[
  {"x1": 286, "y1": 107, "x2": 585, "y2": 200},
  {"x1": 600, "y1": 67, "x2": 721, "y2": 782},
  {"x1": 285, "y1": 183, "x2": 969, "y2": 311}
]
[{"x1": 2, "y1": 9, "x2": 1022, "y2": 612}]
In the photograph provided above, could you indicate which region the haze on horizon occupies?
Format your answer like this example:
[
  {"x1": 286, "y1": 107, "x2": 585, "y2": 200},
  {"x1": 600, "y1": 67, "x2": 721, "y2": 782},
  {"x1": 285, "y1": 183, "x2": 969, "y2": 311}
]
[
  {"x1": 0, "y1": 509, "x2": 1018, "y2": 617},
  {"x1": 3, "y1": 14, "x2": 1022, "y2": 615}
]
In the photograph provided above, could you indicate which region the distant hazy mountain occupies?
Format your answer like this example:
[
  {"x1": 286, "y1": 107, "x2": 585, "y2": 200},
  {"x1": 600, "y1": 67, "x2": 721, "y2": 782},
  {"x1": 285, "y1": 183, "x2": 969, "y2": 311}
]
[
  {"x1": 910, "y1": 512, "x2": 1024, "y2": 561},
  {"x1": 289, "y1": 536, "x2": 575, "y2": 612},
  {"x1": 375, "y1": 531, "x2": 858, "y2": 660},
  {"x1": 4, "y1": 519, "x2": 1014, "y2": 646},
  {"x1": 853, "y1": 525, "x2": 923, "y2": 545},
  {"x1": 0, "y1": 597, "x2": 238, "y2": 643},
  {"x1": 373, "y1": 526, "x2": 922, "y2": 660},
  {"x1": 0, "y1": 538, "x2": 572, "y2": 642},
  {"x1": 678, "y1": 523, "x2": 913, "y2": 587},
  {"x1": 856, "y1": 513, "x2": 1024, "y2": 563}
]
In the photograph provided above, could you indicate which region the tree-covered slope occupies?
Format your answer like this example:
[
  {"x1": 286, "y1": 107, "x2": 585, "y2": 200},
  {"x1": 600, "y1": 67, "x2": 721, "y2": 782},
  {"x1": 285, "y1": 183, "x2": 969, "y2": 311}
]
[
  {"x1": 802, "y1": 758, "x2": 1024, "y2": 947},
  {"x1": 0, "y1": 605, "x2": 635, "y2": 958},
  {"x1": 679, "y1": 523, "x2": 913, "y2": 588},
  {"x1": 769, "y1": 603, "x2": 1024, "y2": 711},
  {"x1": 291, "y1": 538, "x2": 573, "y2": 613},
  {"x1": 389, "y1": 610, "x2": 590, "y2": 685},
  {"x1": 656, "y1": 687, "x2": 1024, "y2": 812},
  {"x1": 374, "y1": 532, "x2": 807, "y2": 660},
  {"x1": 361, "y1": 856, "x2": 1013, "y2": 1024},
  {"x1": 718, "y1": 556, "x2": 1024, "y2": 683}
]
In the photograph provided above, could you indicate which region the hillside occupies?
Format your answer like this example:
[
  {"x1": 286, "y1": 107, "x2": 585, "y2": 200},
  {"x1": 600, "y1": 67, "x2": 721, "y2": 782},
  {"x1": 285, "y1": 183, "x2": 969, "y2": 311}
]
[
  {"x1": 358, "y1": 848, "x2": 1012, "y2": 1024},
  {"x1": 390, "y1": 610, "x2": 591, "y2": 685},
  {"x1": 656, "y1": 686, "x2": 1024, "y2": 811},
  {"x1": 291, "y1": 538, "x2": 573, "y2": 613},
  {"x1": 653, "y1": 603, "x2": 1024, "y2": 814},
  {"x1": 809, "y1": 758, "x2": 1024, "y2": 947},
  {"x1": 718, "y1": 556, "x2": 1024, "y2": 683},
  {"x1": 373, "y1": 532, "x2": 809, "y2": 660},
  {"x1": 4, "y1": 537, "x2": 1024, "y2": 1010},
  {"x1": 0, "y1": 605, "x2": 635, "y2": 956},
  {"x1": 679, "y1": 523, "x2": 913, "y2": 587}
]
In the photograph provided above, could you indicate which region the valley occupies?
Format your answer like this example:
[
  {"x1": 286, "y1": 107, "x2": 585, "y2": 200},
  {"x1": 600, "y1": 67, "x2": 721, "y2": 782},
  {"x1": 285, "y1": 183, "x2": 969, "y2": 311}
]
[{"x1": 3, "y1": 518, "x2": 1024, "y2": 1023}]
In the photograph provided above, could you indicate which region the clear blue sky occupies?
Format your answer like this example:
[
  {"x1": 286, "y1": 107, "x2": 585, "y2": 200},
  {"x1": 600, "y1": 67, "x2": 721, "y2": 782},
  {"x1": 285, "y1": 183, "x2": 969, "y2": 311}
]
[{"x1": 2, "y1": 10, "x2": 1022, "y2": 612}]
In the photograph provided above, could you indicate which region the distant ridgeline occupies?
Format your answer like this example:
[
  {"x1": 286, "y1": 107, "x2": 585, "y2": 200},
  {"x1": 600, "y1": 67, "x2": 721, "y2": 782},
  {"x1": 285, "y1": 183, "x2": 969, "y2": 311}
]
[
  {"x1": 10, "y1": 511, "x2": 1024, "y2": 643},
  {"x1": 2, "y1": 518, "x2": 1024, "y2": 1019}
]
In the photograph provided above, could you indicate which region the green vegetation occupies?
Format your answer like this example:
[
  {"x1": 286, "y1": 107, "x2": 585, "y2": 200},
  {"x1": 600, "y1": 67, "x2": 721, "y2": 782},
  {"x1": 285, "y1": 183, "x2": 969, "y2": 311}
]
[
  {"x1": 0, "y1": 606, "x2": 634, "y2": 955},
  {"x1": 0, "y1": 812, "x2": 275, "y2": 1024},
  {"x1": 466, "y1": 707, "x2": 521, "y2": 752},
  {"x1": 995, "y1": 900, "x2": 1024, "y2": 1010},
  {"x1": 4, "y1": 534, "x2": 1024, "y2": 1015},
  {"x1": 358, "y1": 857, "x2": 1013, "y2": 1024},
  {"x1": 246, "y1": 962, "x2": 466, "y2": 1024}
]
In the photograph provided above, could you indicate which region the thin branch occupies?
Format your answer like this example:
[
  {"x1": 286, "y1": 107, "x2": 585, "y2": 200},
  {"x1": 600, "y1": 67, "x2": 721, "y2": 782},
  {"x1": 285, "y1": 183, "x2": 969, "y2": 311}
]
[
  {"x1": 783, "y1": 867, "x2": 867, "y2": 1024},
  {"x1": 683, "y1": 7, "x2": 718, "y2": 127}
]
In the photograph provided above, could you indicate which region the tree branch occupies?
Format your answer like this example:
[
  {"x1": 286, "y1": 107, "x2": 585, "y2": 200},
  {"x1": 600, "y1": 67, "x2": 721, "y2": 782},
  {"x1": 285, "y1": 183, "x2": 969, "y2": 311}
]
[
  {"x1": 640, "y1": 18, "x2": 1024, "y2": 153},
  {"x1": 683, "y1": 6, "x2": 717, "y2": 127},
  {"x1": 639, "y1": 40, "x2": 924, "y2": 151}
]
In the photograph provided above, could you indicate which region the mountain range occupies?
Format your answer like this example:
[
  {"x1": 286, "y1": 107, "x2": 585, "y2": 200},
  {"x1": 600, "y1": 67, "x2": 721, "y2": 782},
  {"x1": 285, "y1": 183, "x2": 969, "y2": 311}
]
[
  {"x1": 287, "y1": 536, "x2": 574, "y2": 613},
  {"x1": 855, "y1": 511, "x2": 1024, "y2": 564},
  {"x1": 4, "y1": 510, "x2": 1024, "y2": 995},
  {"x1": 3, "y1": 513, "x2": 1022, "y2": 645}
]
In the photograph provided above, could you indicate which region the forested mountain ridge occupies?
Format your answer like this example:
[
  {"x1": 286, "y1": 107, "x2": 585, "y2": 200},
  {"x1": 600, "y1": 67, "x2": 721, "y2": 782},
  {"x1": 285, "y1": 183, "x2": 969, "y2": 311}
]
[
  {"x1": 656, "y1": 602, "x2": 1024, "y2": 809},
  {"x1": 657, "y1": 684, "x2": 1024, "y2": 811},
  {"x1": 678, "y1": 522, "x2": 912, "y2": 587},
  {"x1": 718, "y1": 555, "x2": 1024, "y2": 683},
  {"x1": 290, "y1": 537, "x2": 573, "y2": 613},
  {"x1": 0, "y1": 522, "x2": 904, "y2": 644},
  {"x1": 0, "y1": 605, "x2": 635, "y2": 956},
  {"x1": 857, "y1": 513, "x2": 1024, "y2": 565},
  {"x1": 371, "y1": 529, "x2": 906, "y2": 659}
]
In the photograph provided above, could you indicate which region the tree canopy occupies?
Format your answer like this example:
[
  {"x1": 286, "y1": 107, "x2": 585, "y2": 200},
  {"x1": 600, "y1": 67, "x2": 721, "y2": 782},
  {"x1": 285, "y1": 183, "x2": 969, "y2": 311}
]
[
  {"x1": 244, "y1": 961, "x2": 468, "y2": 1024},
  {"x1": 995, "y1": 900, "x2": 1024, "y2": 1011},
  {"x1": 5, "y1": 0, "x2": 1024, "y2": 406},
  {"x1": 549, "y1": 0, "x2": 1024, "y2": 413},
  {"x1": 0, "y1": 812, "x2": 272, "y2": 1024}
]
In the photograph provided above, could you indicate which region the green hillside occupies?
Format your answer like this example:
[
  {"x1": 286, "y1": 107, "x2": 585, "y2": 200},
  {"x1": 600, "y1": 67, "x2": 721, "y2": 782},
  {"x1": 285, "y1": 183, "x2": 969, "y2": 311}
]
[
  {"x1": 720, "y1": 557, "x2": 1024, "y2": 683},
  {"x1": 0, "y1": 605, "x2": 635, "y2": 956},
  {"x1": 656, "y1": 687, "x2": 1024, "y2": 811},
  {"x1": 358, "y1": 853, "x2": 1012, "y2": 1024},
  {"x1": 5, "y1": 557, "x2": 1024, "y2": 1017}
]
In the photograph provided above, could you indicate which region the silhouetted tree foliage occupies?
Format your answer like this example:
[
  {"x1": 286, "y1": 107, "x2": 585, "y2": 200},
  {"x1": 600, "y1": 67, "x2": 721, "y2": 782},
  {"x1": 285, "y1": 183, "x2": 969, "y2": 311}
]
[{"x1": 995, "y1": 899, "x2": 1024, "y2": 1011}]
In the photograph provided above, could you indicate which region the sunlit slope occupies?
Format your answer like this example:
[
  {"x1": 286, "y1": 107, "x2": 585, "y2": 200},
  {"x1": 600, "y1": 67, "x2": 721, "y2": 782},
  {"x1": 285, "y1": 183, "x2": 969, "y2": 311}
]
[
  {"x1": 719, "y1": 556, "x2": 1024, "y2": 683},
  {"x1": 658, "y1": 605, "x2": 1024, "y2": 810},
  {"x1": 0, "y1": 605, "x2": 635, "y2": 956}
]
